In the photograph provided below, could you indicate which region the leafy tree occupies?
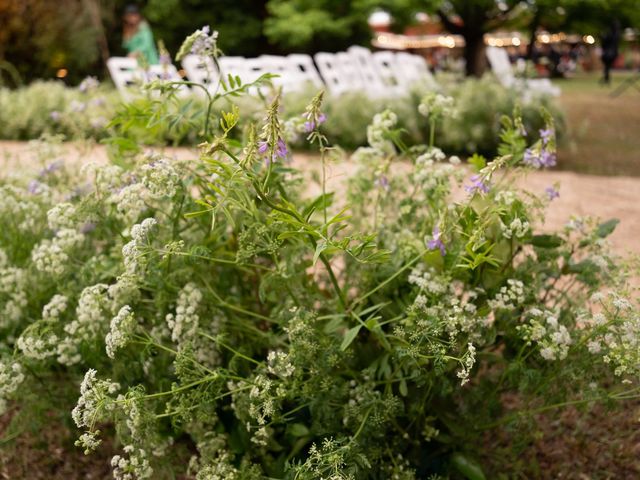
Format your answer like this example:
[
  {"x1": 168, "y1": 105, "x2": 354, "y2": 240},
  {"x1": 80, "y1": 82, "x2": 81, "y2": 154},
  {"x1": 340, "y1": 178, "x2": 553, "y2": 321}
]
[
  {"x1": 143, "y1": 0, "x2": 270, "y2": 57},
  {"x1": 263, "y1": 0, "x2": 373, "y2": 52},
  {"x1": 0, "y1": 0, "x2": 103, "y2": 84}
]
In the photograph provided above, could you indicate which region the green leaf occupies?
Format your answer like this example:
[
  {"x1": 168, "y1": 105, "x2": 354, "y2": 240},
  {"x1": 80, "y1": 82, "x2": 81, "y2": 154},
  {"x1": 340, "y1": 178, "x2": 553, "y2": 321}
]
[
  {"x1": 451, "y1": 452, "x2": 486, "y2": 480},
  {"x1": 468, "y1": 153, "x2": 486, "y2": 170},
  {"x1": 312, "y1": 240, "x2": 328, "y2": 266},
  {"x1": 399, "y1": 379, "x2": 408, "y2": 397},
  {"x1": 340, "y1": 325, "x2": 361, "y2": 351},
  {"x1": 530, "y1": 234, "x2": 563, "y2": 248},
  {"x1": 596, "y1": 218, "x2": 619, "y2": 238},
  {"x1": 287, "y1": 423, "x2": 310, "y2": 437}
]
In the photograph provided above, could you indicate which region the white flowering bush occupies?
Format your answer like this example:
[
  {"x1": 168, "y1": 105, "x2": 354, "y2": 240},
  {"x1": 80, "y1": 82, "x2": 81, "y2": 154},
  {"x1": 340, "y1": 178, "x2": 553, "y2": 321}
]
[{"x1": 0, "y1": 32, "x2": 637, "y2": 480}]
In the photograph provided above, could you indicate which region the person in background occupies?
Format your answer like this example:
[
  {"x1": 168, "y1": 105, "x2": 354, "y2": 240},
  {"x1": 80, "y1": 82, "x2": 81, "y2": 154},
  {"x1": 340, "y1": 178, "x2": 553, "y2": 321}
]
[
  {"x1": 122, "y1": 4, "x2": 159, "y2": 65},
  {"x1": 600, "y1": 19, "x2": 621, "y2": 85}
]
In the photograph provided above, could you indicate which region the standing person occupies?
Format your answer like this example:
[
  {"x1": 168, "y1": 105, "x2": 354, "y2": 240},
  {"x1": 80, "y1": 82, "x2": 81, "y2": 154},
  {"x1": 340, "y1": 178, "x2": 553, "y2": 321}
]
[
  {"x1": 600, "y1": 20, "x2": 621, "y2": 85},
  {"x1": 122, "y1": 4, "x2": 159, "y2": 65}
]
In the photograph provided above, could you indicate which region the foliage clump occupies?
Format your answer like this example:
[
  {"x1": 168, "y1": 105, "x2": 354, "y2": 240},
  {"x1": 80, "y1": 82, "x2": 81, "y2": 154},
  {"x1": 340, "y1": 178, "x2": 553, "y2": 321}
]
[{"x1": 0, "y1": 32, "x2": 637, "y2": 480}]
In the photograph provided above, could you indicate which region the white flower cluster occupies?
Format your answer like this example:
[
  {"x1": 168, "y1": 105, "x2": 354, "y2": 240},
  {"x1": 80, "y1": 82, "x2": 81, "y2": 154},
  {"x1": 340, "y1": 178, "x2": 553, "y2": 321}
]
[
  {"x1": 501, "y1": 218, "x2": 530, "y2": 240},
  {"x1": 106, "y1": 305, "x2": 136, "y2": 359},
  {"x1": 17, "y1": 332, "x2": 58, "y2": 360},
  {"x1": 583, "y1": 293, "x2": 639, "y2": 378},
  {"x1": 47, "y1": 202, "x2": 77, "y2": 230},
  {"x1": 76, "y1": 430, "x2": 102, "y2": 454},
  {"x1": 248, "y1": 374, "x2": 283, "y2": 431},
  {"x1": 456, "y1": 343, "x2": 476, "y2": 386},
  {"x1": 413, "y1": 148, "x2": 463, "y2": 192},
  {"x1": 43, "y1": 293, "x2": 68, "y2": 321},
  {"x1": 111, "y1": 445, "x2": 153, "y2": 480},
  {"x1": 0, "y1": 185, "x2": 42, "y2": 232},
  {"x1": 266, "y1": 351, "x2": 295, "y2": 378},
  {"x1": 86, "y1": 163, "x2": 124, "y2": 193},
  {"x1": 9, "y1": 278, "x2": 65, "y2": 356},
  {"x1": 0, "y1": 267, "x2": 28, "y2": 329},
  {"x1": 72, "y1": 369, "x2": 120, "y2": 429},
  {"x1": 0, "y1": 360, "x2": 24, "y2": 414},
  {"x1": 108, "y1": 274, "x2": 141, "y2": 308},
  {"x1": 112, "y1": 183, "x2": 150, "y2": 223},
  {"x1": 495, "y1": 190, "x2": 518, "y2": 206},
  {"x1": 196, "y1": 452, "x2": 240, "y2": 480},
  {"x1": 166, "y1": 282, "x2": 203, "y2": 345},
  {"x1": 31, "y1": 228, "x2": 84, "y2": 277},
  {"x1": 408, "y1": 266, "x2": 448, "y2": 295},
  {"x1": 366, "y1": 110, "x2": 397, "y2": 155},
  {"x1": 519, "y1": 308, "x2": 572, "y2": 361},
  {"x1": 140, "y1": 157, "x2": 180, "y2": 198},
  {"x1": 122, "y1": 218, "x2": 157, "y2": 275},
  {"x1": 58, "y1": 284, "x2": 109, "y2": 365},
  {"x1": 418, "y1": 93, "x2": 455, "y2": 119},
  {"x1": 488, "y1": 279, "x2": 525, "y2": 310}
]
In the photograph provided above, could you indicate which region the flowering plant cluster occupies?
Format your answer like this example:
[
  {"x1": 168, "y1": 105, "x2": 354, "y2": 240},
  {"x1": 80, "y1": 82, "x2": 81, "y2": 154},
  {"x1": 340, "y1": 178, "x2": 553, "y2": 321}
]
[
  {"x1": 0, "y1": 33, "x2": 637, "y2": 480},
  {"x1": 0, "y1": 71, "x2": 562, "y2": 159}
]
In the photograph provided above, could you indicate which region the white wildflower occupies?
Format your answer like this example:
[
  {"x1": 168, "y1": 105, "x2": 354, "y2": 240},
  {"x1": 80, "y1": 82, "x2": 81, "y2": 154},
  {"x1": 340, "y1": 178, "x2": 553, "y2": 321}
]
[
  {"x1": 111, "y1": 445, "x2": 153, "y2": 480},
  {"x1": 0, "y1": 360, "x2": 25, "y2": 414},
  {"x1": 106, "y1": 305, "x2": 136, "y2": 359}
]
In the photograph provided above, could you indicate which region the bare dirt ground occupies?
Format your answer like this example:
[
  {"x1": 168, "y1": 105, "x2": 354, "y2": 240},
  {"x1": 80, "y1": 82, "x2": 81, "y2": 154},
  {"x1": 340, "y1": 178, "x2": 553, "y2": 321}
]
[{"x1": 2, "y1": 141, "x2": 638, "y2": 256}]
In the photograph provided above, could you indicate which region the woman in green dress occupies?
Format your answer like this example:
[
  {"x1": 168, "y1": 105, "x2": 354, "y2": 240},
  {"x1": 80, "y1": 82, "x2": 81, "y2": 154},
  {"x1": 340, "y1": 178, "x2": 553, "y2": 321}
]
[{"x1": 122, "y1": 4, "x2": 159, "y2": 65}]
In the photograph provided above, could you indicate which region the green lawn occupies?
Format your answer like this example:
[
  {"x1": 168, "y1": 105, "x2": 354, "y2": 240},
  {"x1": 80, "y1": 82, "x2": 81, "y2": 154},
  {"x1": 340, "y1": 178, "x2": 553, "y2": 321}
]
[{"x1": 553, "y1": 71, "x2": 640, "y2": 176}]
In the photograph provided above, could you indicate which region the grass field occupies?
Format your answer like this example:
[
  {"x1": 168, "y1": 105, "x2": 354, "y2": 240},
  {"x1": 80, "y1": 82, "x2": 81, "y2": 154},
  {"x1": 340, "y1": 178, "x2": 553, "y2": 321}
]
[{"x1": 554, "y1": 71, "x2": 640, "y2": 176}]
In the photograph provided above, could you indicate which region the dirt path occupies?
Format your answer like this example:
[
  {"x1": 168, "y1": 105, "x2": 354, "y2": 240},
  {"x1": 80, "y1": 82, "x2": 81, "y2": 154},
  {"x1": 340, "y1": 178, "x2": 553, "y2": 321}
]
[{"x1": 1, "y1": 141, "x2": 638, "y2": 255}]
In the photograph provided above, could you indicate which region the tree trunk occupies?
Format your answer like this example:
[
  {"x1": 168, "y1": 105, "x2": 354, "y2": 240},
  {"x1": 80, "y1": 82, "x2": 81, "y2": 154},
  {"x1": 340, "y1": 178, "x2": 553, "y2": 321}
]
[
  {"x1": 463, "y1": 34, "x2": 486, "y2": 77},
  {"x1": 527, "y1": 9, "x2": 541, "y2": 59}
]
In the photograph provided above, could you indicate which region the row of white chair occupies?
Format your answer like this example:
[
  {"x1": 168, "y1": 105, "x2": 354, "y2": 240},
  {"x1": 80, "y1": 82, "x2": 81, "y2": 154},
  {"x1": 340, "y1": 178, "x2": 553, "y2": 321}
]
[
  {"x1": 107, "y1": 47, "x2": 437, "y2": 100},
  {"x1": 485, "y1": 46, "x2": 560, "y2": 97}
]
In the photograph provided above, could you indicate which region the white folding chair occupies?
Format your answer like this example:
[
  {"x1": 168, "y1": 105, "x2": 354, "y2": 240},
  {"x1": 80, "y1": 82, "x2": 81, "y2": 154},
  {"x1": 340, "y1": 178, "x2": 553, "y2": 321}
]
[
  {"x1": 107, "y1": 57, "x2": 188, "y2": 100},
  {"x1": 395, "y1": 52, "x2": 438, "y2": 89},
  {"x1": 287, "y1": 54, "x2": 324, "y2": 90},
  {"x1": 486, "y1": 46, "x2": 560, "y2": 97},
  {"x1": 314, "y1": 52, "x2": 353, "y2": 96},
  {"x1": 372, "y1": 51, "x2": 405, "y2": 96},
  {"x1": 347, "y1": 46, "x2": 389, "y2": 97},
  {"x1": 181, "y1": 54, "x2": 221, "y2": 95}
]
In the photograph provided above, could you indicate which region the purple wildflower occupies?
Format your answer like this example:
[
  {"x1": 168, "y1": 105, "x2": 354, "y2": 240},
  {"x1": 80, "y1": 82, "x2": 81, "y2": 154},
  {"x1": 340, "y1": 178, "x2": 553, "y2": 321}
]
[
  {"x1": 376, "y1": 175, "x2": 389, "y2": 191},
  {"x1": 540, "y1": 150, "x2": 556, "y2": 167},
  {"x1": 427, "y1": 226, "x2": 446, "y2": 256},
  {"x1": 545, "y1": 186, "x2": 559, "y2": 201},
  {"x1": 539, "y1": 128, "x2": 554, "y2": 145},
  {"x1": 304, "y1": 112, "x2": 327, "y2": 133},
  {"x1": 50, "y1": 111, "x2": 61, "y2": 122},
  {"x1": 257, "y1": 141, "x2": 269, "y2": 154},
  {"x1": 465, "y1": 174, "x2": 490, "y2": 195},
  {"x1": 28, "y1": 180, "x2": 44, "y2": 195},
  {"x1": 38, "y1": 160, "x2": 63, "y2": 178},
  {"x1": 276, "y1": 138, "x2": 288, "y2": 159},
  {"x1": 523, "y1": 148, "x2": 539, "y2": 168}
]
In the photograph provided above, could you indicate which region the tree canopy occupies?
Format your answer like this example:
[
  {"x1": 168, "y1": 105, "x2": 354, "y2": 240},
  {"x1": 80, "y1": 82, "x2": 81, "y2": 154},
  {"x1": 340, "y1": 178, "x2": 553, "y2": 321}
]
[{"x1": 0, "y1": 0, "x2": 638, "y2": 83}]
